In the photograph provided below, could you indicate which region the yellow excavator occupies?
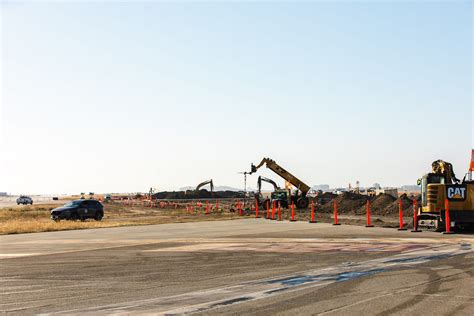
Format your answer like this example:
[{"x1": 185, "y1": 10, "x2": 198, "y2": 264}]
[
  {"x1": 250, "y1": 158, "x2": 310, "y2": 208},
  {"x1": 417, "y1": 157, "x2": 474, "y2": 231}
]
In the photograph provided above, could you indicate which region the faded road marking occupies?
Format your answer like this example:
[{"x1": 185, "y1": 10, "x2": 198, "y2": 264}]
[
  {"x1": 144, "y1": 241, "x2": 430, "y2": 253},
  {"x1": 48, "y1": 242, "x2": 472, "y2": 315}
]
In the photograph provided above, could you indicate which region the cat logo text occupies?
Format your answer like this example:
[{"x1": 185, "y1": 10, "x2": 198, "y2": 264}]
[{"x1": 446, "y1": 185, "x2": 467, "y2": 201}]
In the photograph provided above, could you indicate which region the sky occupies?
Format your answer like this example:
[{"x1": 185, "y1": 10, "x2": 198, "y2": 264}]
[{"x1": 0, "y1": 0, "x2": 472, "y2": 195}]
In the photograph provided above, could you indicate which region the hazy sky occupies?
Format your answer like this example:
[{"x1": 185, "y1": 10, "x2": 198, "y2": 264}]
[{"x1": 1, "y1": 1, "x2": 472, "y2": 195}]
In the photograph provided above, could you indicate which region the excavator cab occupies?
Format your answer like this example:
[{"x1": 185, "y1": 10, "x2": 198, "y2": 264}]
[{"x1": 271, "y1": 189, "x2": 290, "y2": 208}]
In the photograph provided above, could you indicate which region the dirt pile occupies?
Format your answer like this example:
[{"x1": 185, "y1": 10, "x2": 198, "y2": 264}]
[
  {"x1": 319, "y1": 192, "x2": 370, "y2": 214},
  {"x1": 153, "y1": 189, "x2": 245, "y2": 200},
  {"x1": 383, "y1": 194, "x2": 414, "y2": 217},
  {"x1": 356, "y1": 193, "x2": 396, "y2": 215},
  {"x1": 316, "y1": 192, "x2": 337, "y2": 205}
]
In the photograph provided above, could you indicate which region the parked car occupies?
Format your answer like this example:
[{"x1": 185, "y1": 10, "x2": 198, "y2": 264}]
[
  {"x1": 51, "y1": 199, "x2": 104, "y2": 222},
  {"x1": 17, "y1": 196, "x2": 33, "y2": 205}
]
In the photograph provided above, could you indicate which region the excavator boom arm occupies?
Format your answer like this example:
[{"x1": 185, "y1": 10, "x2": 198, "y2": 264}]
[
  {"x1": 196, "y1": 179, "x2": 214, "y2": 192},
  {"x1": 257, "y1": 176, "x2": 280, "y2": 193}
]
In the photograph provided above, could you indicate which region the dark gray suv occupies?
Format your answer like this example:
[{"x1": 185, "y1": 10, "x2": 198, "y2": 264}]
[{"x1": 51, "y1": 200, "x2": 104, "y2": 222}]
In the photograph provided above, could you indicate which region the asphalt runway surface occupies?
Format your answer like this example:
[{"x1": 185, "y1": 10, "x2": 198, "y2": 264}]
[{"x1": 1, "y1": 219, "x2": 473, "y2": 315}]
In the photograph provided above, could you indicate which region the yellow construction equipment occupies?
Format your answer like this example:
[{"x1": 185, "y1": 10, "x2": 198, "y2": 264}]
[
  {"x1": 417, "y1": 154, "x2": 474, "y2": 231},
  {"x1": 249, "y1": 158, "x2": 310, "y2": 208}
]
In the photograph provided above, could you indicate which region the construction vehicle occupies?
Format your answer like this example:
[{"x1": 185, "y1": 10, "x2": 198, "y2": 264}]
[
  {"x1": 249, "y1": 158, "x2": 310, "y2": 208},
  {"x1": 366, "y1": 188, "x2": 377, "y2": 197},
  {"x1": 255, "y1": 176, "x2": 281, "y2": 208},
  {"x1": 196, "y1": 179, "x2": 214, "y2": 192},
  {"x1": 257, "y1": 176, "x2": 279, "y2": 193},
  {"x1": 417, "y1": 157, "x2": 474, "y2": 231}
]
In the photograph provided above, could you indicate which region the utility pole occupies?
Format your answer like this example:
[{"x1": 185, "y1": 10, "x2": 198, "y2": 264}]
[{"x1": 238, "y1": 171, "x2": 250, "y2": 193}]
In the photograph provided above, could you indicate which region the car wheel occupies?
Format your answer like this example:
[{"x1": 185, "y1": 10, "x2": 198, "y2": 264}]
[{"x1": 94, "y1": 211, "x2": 103, "y2": 221}]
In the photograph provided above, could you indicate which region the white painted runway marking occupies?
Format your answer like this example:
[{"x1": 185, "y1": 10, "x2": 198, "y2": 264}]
[{"x1": 0, "y1": 253, "x2": 40, "y2": 258}]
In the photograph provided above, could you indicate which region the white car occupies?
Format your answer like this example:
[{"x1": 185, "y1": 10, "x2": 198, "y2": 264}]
[{"x1": 17, "y1": 196, "x2": 33, "y2": 205}]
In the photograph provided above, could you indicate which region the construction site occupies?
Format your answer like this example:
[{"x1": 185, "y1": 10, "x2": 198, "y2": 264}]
[
  {"x1": 83, "y1": 153, "x2": 474, "y2": 233},
  {"x1": 2, "y1": 2, "x2": 472, "y2": 314},
  {"x1": 1, "y1": 152, "x2": 474, "y2": 315},
  {"x1": 2, "y1": 153, "x2": 473, "y2": 236}
]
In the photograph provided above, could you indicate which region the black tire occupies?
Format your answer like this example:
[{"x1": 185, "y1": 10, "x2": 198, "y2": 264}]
[
  {"x1": 296, "y1": 197, "x2": 309, "y2": 209},
  {"x1": 94, "y1": 211, "x2": 103, "y2": 221}
]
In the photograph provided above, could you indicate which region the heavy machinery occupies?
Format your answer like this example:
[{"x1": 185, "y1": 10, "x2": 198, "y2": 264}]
[
  {"x1": 255, "y1": 176, "x2": 281, "y2": 208},
  {"x1": 417, "y1": 158, "x2": 474, "y2": 231},
  {"x1": 366, "y1": 188, "x2": 377, "y2": 197},
  {"x1": 249, "y1": 158, "x2": 310, "y2": 208},
  {"x1": 196, "y1": 179, "x2": 214, "y2": 192},
  {"x1": 257, "y1": 176, "x2": 280, "y2": 193}
]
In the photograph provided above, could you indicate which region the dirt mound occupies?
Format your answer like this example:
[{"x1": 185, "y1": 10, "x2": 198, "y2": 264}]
[
  {"x1": 356, "y1": 193, "x2": 396, "y2": 215},
  {"x1": 316, "y1": 192, "x2": 337, "y2": 205},
  {"x1": 153, "y1": 190, "x2": 245, "y2": 200},
  {"x1": 383, "y1": 193, "x2": 414, "y2": 216},
  {"x1": 319, "y1": 192, "x2": 370, "y2": 214}
]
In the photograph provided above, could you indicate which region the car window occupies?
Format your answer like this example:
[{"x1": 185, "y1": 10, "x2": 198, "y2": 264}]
[{"x1": 64, "y1": 200, "x2": 82, "y2": 207}]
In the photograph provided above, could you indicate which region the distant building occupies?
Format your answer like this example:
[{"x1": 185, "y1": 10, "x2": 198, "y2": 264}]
[
  {"x1": 312, "y1": 184, "x2": 330, "y2": 191},
  {"x1": 334, "y1": 188, "x2": 348, "y2": 194},
  {"x1": 0, "y1": 192, "x2": 7, "y2": 197},
  {"x1": 372, "y1": 183, "x2": 382, "y2": 190},
  {"x1": 375, "y1": 188, "x2": 398, "y2": 198}
]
